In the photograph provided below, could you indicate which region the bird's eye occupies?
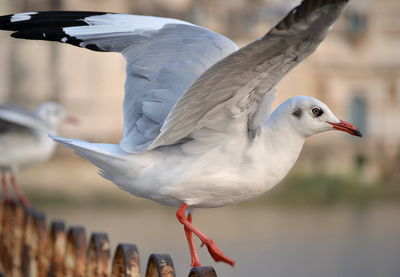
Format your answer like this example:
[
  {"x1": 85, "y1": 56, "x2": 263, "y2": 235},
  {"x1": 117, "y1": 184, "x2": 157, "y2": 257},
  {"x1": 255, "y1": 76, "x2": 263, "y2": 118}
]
[{"x1": 311, "y1": 107, "x2": 323, "y2": 117}]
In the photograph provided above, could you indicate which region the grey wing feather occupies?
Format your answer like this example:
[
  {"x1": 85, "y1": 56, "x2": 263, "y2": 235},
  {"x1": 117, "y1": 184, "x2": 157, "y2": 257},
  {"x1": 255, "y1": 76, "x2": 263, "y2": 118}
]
[
  {"x1": 0, "y1": 104, "x2": 50, "y2": 132},
  {"x1": 120, "y1": 24, "x2": 238, "y2": 152},
  {"x1": 0, "y1": 12, "x2": 238, "y2": 153},
  {"x1": 149, "y1": 0, "x2": 349, "y2": 149}
]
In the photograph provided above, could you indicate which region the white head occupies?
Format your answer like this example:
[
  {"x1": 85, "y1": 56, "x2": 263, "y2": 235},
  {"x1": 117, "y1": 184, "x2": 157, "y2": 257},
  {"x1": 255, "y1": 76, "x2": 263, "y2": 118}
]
[
  {"x1": 35, "y1": 101, "x2": 71, "y2": 129},
  {"x1": 272, "y1": 96, "x2": 362, "y2": 138}
]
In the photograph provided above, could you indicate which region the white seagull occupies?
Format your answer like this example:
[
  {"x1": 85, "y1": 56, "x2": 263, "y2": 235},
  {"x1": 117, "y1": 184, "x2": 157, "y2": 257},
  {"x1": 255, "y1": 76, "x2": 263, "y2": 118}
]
[
  {"x1": 0, "y1": 102, "x2": 73, "y2": 206},
  {"x1": 0, "y1": 0, "x2": 360, "y2": 267}
]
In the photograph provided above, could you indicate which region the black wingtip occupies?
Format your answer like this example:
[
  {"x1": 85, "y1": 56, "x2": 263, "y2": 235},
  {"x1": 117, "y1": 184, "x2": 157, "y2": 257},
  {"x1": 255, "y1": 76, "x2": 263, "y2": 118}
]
[
  {"x1": 274, "y1": 0, "x2": 349, "y2": 31},
  {"x1": 0, "y1": 11, "x2": 110, "y2": 52},
  {"x1": 0, "y1": 11, "x2": 109, "y2": 31}
]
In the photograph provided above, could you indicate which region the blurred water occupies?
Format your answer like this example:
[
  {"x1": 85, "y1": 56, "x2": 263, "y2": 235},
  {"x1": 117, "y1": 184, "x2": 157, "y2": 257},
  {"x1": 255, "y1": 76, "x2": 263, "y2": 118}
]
[{"x1": 42, "y1": 203, "x2": 400, "y2": 277}]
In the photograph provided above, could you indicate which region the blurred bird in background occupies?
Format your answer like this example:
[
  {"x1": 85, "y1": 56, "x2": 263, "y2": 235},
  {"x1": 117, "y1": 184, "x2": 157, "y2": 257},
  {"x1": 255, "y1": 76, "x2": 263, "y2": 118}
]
[{"x1": 0, "y1": 101, "x2": 75, "y2": 206}]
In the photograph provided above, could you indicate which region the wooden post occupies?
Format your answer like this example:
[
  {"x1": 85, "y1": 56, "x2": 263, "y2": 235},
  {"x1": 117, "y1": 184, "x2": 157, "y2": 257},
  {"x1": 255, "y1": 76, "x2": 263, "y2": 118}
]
[
  {"x1": 22, "y1": 209, "x2": 48, "y2": 277},
  {"x1": 145, "y1": 254, "x2": 175, "y2": 277},
  {"x1": 65, "y1": 226, "x2": 87, "y2": 277},
  {"x1": 0, "y1": 201, "x2": 218, "y2": 277},
  {"x1": 47, "y1": 221, "x2": 66, "y2": 277},
  {"x1": 111, "y1": 244, "x2": 140, "y2": 277},
  {"x1": 86, "y1": 233, "x2": 111, "y2": 277},
  {"x1": 188, "y1": 267, "x2": 217, "y2": 277}
]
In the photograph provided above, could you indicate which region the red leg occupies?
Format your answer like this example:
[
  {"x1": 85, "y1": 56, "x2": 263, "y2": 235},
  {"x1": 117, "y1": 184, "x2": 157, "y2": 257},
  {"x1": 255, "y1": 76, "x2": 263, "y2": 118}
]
[
  {"x1": 184, "y1": 213, "x2": 201, "y2": 267},
  {"x1": 9, "y1": 173, "x2": 31, "y2": 207},
  {"x1": 176, "y1": 203, "x2": 236, "y2": 267}
]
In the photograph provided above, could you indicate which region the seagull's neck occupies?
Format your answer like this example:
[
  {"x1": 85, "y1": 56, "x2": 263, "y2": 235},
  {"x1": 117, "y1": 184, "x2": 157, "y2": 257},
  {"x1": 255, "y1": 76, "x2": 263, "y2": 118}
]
[{"x1": 259, "y1": 113, "x2": 306, "y2": 176}]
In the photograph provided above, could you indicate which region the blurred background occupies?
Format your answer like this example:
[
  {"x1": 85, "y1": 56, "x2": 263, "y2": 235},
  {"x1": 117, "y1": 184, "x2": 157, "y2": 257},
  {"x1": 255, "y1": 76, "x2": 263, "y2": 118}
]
[{"x1": 0, "y1": 0, "x2": 399, "y2": 276}]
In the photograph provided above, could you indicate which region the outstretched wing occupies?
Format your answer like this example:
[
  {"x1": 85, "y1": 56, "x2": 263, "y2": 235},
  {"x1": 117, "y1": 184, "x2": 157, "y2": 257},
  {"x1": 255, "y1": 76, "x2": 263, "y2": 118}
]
[
  {"x1": 149, "y1": 0, "x2": 349, "y2": 149},
  {"x1": 0, "y1": 104, "x2": 50, "y2": 132},
  {"x1": 0, "y1": 12, "x2": 238, "y2": 152}
]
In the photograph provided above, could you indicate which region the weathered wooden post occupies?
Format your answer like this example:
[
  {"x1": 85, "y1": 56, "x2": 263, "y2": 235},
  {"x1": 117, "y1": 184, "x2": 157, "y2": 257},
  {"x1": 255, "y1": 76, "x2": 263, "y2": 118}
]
[
  {"x1": 47, "y1": 220, "x2": 66, "y2": 277},
  {"x1": 13, "y1": 203, "x2": 27, "y2": 276},
  {"x1": 0, "y1": 201, "x2": 16, "y2": 275},
  {"x1": 22, "y1": 209, "x2": 48, "y2": 277},
  {"x1": 65, "y1": 226, "x2": 87, "y2": 277},
  {"x1": 188, "y1": 267, "x2": 217, "y2": 277},
  {"x1": 0, "y1": 201, "x2": 219, "y2": 277},
  {"x1": 86, "y1": 233, "x2": 111, "y2": 277},
  {"x1": 145, "y1": 254, "x2": 175, "y2": 277},
  {"x1": 111, "y1": 244, "x2": 140, "y2": 277}
]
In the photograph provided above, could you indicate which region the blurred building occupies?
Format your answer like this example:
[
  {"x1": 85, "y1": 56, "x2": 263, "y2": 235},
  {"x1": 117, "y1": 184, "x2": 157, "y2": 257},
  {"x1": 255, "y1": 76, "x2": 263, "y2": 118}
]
[{"x1": 0, "y1": 0, "x2": 399, "y2": 182}]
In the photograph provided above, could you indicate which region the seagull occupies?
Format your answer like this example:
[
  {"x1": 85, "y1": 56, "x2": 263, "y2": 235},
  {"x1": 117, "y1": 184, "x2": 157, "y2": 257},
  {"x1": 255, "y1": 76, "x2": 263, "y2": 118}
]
[
  {"x1": 0, "y1": 0, "x2": 360, "y2": 267},
  {"x1": 0, "y1": 101, "x2": 72, "y2": 206}
]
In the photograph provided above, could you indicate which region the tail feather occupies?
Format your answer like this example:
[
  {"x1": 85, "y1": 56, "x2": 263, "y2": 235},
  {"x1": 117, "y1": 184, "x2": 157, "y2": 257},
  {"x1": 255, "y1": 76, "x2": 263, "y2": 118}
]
[{"x1": 49, "y1": 134, "x2": 131, "y2": 184}]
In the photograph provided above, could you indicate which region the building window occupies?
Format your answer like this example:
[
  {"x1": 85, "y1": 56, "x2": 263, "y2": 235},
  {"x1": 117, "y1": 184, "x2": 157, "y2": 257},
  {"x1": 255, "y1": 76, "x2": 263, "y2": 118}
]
[
  {"x1": 349, "y1": 94, "x2": 367, "y2": 136},
  {"x1": 345, "y1": 10, "x2": 368, "y2": 43}
]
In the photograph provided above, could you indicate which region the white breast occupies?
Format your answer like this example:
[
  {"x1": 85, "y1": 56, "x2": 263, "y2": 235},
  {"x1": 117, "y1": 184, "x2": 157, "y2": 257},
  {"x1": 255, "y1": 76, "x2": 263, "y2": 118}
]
[{"x1": 111, "y1": 127, "x2": 305, "y2": 208}]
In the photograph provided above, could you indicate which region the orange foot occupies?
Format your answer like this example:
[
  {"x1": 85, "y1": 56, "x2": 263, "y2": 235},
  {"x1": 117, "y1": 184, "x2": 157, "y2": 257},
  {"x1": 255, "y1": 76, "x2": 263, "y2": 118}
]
[
  {"x1": 201, "y1": 237, "x2": 236, "y2": 266},
  {"x1": 177, "y1": 203, "x2": 236, "y2": 267}
]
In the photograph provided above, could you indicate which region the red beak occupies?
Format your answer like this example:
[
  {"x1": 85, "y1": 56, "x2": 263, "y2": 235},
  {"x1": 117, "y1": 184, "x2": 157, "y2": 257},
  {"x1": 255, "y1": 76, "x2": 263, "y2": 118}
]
[{"x1": 328, "y1": 120, "x2": 362, "y2": 137}]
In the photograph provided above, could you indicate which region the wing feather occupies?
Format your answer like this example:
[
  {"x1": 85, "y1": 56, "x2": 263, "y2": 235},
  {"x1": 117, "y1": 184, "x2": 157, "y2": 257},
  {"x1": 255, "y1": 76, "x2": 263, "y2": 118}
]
[
  {"x1": 0, "y1": 12, "x2": 238, "y2": 152},
  {"x1": 149, "y1": 0, "x2": 349, "y2": 149}
]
